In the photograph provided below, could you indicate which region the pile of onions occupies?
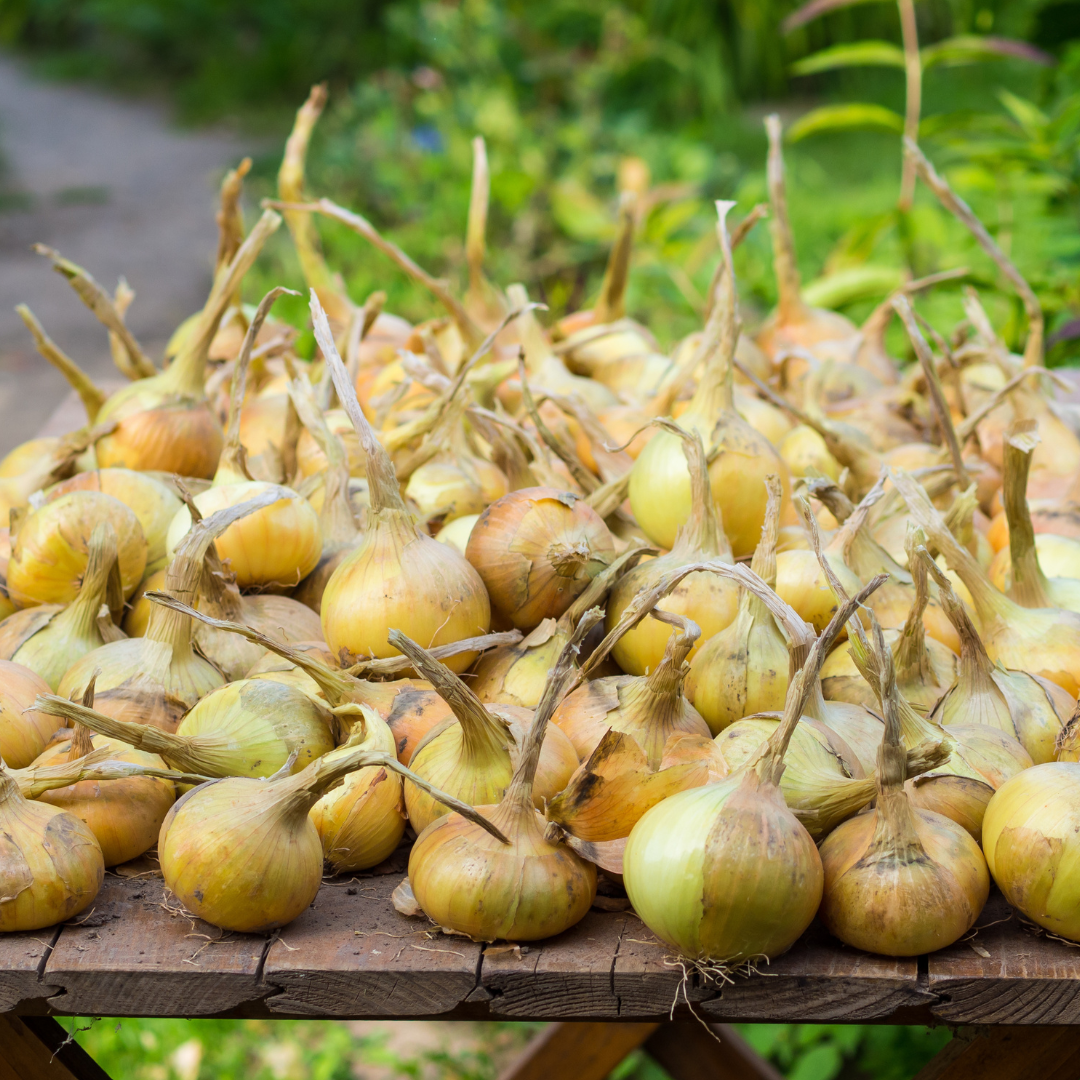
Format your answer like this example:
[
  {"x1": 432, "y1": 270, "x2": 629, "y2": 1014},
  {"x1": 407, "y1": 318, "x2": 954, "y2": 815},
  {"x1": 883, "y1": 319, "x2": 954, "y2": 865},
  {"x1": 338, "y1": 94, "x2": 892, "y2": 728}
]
[
  {"x1": 818, "y1": 622, "x2": 989, "y2": 956},
  {"x1": 311, "y1": 293, "x2": 492, "y2": 672},
  {"x1": 0, "y1": 659, "x2": 61, "y2": 768},
  {"x1": 0, "y1": 521, "x2": 125, "y2": 689}
]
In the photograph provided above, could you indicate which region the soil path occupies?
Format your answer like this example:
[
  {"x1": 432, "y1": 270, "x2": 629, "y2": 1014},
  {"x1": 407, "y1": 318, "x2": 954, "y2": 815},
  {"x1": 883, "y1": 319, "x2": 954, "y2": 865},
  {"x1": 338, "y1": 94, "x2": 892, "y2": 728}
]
[{"x1": 0, "y1": 54, "x2": 253, "y2": 455}]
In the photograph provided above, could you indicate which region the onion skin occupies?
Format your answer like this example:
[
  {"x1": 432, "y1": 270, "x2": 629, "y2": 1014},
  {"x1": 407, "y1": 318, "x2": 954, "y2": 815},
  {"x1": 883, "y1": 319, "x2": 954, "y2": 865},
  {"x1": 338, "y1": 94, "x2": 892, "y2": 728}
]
[
  {"x1": 124, "y1": 569, "x2": 166, "y2": 636},
  {"x1": 775, "y1": 550, "x2": 863, "y2": 636},
  {"x1": 466, "y1": 488, "x2": 614, "y2": 631},
  {"x1": 0, "y1": 660, "x2": 62, "y2": 769},
  {"x1": 7, "y1": 491, "x2": 147, "y2": 608},
  {"x1": 96, "y1": 398, "x2": 223, "y2": 479},
  {"x1": 982, "y1": 762, "x2": 1080, "y2": 942},
  {"x1": 0, "y1": 774, "x2": 103, "y2": 932}
]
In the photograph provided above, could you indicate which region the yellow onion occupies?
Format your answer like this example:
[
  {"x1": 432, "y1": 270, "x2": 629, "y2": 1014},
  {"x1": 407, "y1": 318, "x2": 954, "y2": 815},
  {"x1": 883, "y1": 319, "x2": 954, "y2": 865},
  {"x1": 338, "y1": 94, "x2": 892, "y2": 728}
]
[
  {"x1": 93, "y1": 211, "x2": 279, "y2": 476},
  {"x1": 435, "y1": 514, "x2": 479, "y2": 556},
  {"x1": 629, "y1": 204, "x2": 790, "y2": 557},
  {"x1": 32, "y1": 695, "x2": 175, "y2": 867},
  {"x1": 297, "y1": 408, "x2": 366, "y2": 479},
  {"x1": 774, "y1": 548, "x2": 863, "y2": 636},
  {"x1": 0, "y1": 437, "x2": 59, "y2": 478},
  {"x1": 160, "y1": 738, "x2": 497, "y2": 932},
  {"x1": 607, "y1": 422, "x2": 739, "y2": 675},
  {"x1": 312, "y1": 295, "x2": 491, "y2": 673},
  {"x1": 246, "y1": 639, "x2": 338, "y2": 698},
  {"x1": 848, "y1": 613, "x2": 1033, "y2": 842},
  {"x1": 982, "y1": 762, "x2": 1080, "y2": 941},
  {"x1": 735, "y1": 389, "x2": 793, "y2": 447},
  {"x1": 123, "y1": 568, "x2": 166, "y2": 637},
  {"x1": 7, "y1": 490, "x2": 146, "y2": 609},
  {"x1": 39, "y1": 673, "x2": 335, "y2": 780},
  {"x1": 407, "y1": 623, "x2": 597, "y2": 942},
  {"x1": 818, "y1": 625, "x2": 989, "y2": 956},
  {"x1": 924, "y1": 554, "x2": 1069, "y2": 765},
  {"x1": 622, "y1": 579, "x2": 873, "y2": 964},
  {"x1": 896, "y1": 468, "x2": 1080, "y2": 696},
  {"x1": 0, "y1": 659, "x2": 61, "y2": 768},
  {"x1": 0, "y1": 428, "x2": 98, "y2": 525},
  {"x1": 779, "y1": 425, "x2": 842, "y2": 481},
  {"x1": 45, "y1": 469, "x2": 181, "y2": 574},
  {"x1": 466, "y1": 487, "x2": 613, "y2": 631},
  {"x1": 54, "y1": 495, "x2": 278, "y2": 731},
  {"x1": 0, "y1": 763, "x2": 102, "y2": 931},
  {"x1": 309, "y1": 705, "x2": 406, "y2": 872},
  {"x1": 390, "y1": 630, "x2": 577, "y2": 835},
  {"x1": 471, "y1": 546, "x2": 647, "y2": 709},
  {"x1": 686, "y1": 476, "x2": 791, "y2": 733},
  {"x1": 754, "y1": 116, "x2": 857, "y2": 365},
  {"x1": 0, "y1": 521, "x2": 125, "y2": 689}
]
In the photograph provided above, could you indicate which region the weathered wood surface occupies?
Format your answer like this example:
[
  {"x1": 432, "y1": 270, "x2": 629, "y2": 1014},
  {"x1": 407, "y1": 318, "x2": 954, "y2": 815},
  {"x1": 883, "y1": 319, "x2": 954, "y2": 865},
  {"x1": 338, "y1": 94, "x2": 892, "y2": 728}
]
[
  {"x1": 0, "y1": 1016, "x2": 111, "y2": 1080},
  {"x1": 497, "y1": 1022, "x2": 660, "y2": 1080},
  {"x1": 911, "y1": 1025, "x2": 1080, "y2": 1080},
  {"x1": 645, "y1": 1022, "x2": 785, "y2": 1080},
  {"x1": 2, "y1": 870, "x2": 1080, "y2": 1022}
]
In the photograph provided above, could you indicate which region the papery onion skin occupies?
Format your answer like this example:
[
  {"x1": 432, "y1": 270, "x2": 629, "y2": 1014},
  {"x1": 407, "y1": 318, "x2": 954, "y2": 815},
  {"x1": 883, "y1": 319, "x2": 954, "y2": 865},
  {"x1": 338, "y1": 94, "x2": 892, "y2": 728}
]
[
  {"x1": 775, "y1": 550, "x2": 863, "y2": 636},
  {"x1": 982, "y1": 762, "x2": 1080, "y2": 941},
  {"x1": 7, "y1": 491, "x2": 146, "y2": 608},
  {"x1": 96, "y1": 397, "x2": 223, "y2": 479},
  {"x1": 124, "y1": 569, "x2": 167, "y2": 637},
  {"x1": 0, "y1": 660, "x2": 62, "y2": 768}
]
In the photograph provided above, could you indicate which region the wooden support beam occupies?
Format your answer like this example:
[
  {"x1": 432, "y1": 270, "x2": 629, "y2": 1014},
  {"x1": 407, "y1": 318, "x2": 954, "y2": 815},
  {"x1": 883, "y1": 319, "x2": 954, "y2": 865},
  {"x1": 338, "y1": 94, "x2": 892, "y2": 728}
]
[
  {"x1": 646, "y1": 1022, "x2": 784, "y2": 1080},
  {"x1": 913, "y1": 1026, "x2": 1080, "y2": 1080},
  {"x1": 497, "y1": 1022, "x2": 659, "y2": 1080},
  {"x1": 0, "y1": 1016, "x2": 110, "y2": 1080}
]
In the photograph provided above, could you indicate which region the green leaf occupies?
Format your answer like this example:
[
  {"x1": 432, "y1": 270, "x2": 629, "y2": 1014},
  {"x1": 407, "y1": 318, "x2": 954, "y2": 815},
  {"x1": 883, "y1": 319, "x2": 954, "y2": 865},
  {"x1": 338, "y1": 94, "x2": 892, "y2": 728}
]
[
  {"x1": 922, "y1": 35, "x2": 1055, "y2": 69},
  {"x1": 791, "y1": 41, "x2": 905, "y2": 76},
  {"x1": 803, "y1": 264, "x2": 905, "y2": 308},
  {"x1": 789, "y1": 1043, "x2": 844, "y2": 1080},
  {"x1": 998, "y1": 89, "x2": 1050, "y2": 138},
  {"x1": 788, "y1": 103, "x2": 905, "y2": 141}
]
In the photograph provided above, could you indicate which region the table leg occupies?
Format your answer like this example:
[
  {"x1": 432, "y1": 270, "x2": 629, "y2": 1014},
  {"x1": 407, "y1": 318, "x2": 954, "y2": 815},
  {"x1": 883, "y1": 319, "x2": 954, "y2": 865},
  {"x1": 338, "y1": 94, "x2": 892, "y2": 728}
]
[
  {"x1": 913, "y1": 1025, "x2": 1080, "y2": 1080},
  {"x1": 0, "y1": 1016, "x2": 109, "y2": 1080},
  {"x1": 496, "y1": 1022, "x2": 660, "y2": 1080},
  {"x1": 645, "y1": 1022, "x2": 784, "y2": 1080}
]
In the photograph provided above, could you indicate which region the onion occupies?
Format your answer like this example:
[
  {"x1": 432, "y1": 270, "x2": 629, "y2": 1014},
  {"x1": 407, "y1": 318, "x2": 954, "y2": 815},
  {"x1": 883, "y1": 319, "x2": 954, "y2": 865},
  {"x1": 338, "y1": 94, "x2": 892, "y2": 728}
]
[
  {"x1": 407, "y1": 618, "x2": 598, "y2": 942},
  {"x1": 7, "y1": 490, "x2": 146, "y2": 609},
  {"x1": 608, "y1": 422, "x2": 739, "y2": 676},
  {"x1": 924, "y1": 553, "x2": 1069, "y2": 765},
  {"x1": 895, "y1": 468, "x2": 1080, "y2": 695},
  {"x1": 297, "y1": 409, "x2": 366, "y2": 479},
  {"x1": 685, "y1": 477, "x2": 790, "y2": 733},
  {"x1": 389, "y1": 630, "x2": 577, "y2": 835},
  {"x1": 45, "y1": 469, "x2": 181, "y2": 574},
  {"x1": 466, "y1": 487, "x2": 613, "y2": 631},
  {"x1": 311, "y1": 293, "x2": 492, "y2": 673},
  {"x1": 123, "y1": 568, "x2": 166, "y2": 637},
  {"x1": 982, "y1": 762, "x2": 1080, "y2": 941},
  {"x1": 434, "y1": 514, "x2": 479, "y2": 556},
  {"x1": 622, "y1": 579, "x2": 876, "y2": 965},
  {"x1": 779, "y1": 425, "x2": 842, "y2": 482},
  {"x1": 0, "y1": 521, "x2": 125, "y2": 689},
  {"x1": 818, "y1": 622, "x2": 989, "y2": 956},
  {"x1": 0, "y1": 763, "x2": 102, "y2": 931},
  {"x1": 0, "y1": 660, "x2": 61, "y2": 768},
  {"x1": 309, "y1": 705, "x2": 406, "y2": 873},
  {"x1": 94, "y1": 212, "x2": 279, "y2": 476},
  {"x1": 629, "y1": 204, "x2": 790, "y2": 558},
  {"x1": 159, "y1": 739, "x2": 501, "y2": 932},
  {"x1": 774, "y1": 548, "x2": 863, "y2": 636}
]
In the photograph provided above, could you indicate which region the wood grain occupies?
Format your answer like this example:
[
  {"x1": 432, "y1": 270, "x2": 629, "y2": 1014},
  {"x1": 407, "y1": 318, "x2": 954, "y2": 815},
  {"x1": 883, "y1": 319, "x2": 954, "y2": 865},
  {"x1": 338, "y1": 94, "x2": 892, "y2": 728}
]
[
  {"x1": 0, "y1": 1015, "x2": 110, "y2": 1080},
  {"x1": 497, "y1": 1022, "x2": 658, "y2": 1080},
  {"x1": 912, "y1": 1026, "x2": 1080, "y2": 1080},
  {"x1": 42, "y1": 876, "x2": 268, "y2": 1017},
  {"x1": 645, "y1": 1022, "x2": 785, "y2": 1080},
  {"x1": 929, "y1": 891, "x2": 1080, "y2": 1024},
  {"x1": 0, "y1": 928, "x2": 61, "y2": 1013},
  {"x1": 262, "y1": 872, "x2": 482, "y2": 1018}
]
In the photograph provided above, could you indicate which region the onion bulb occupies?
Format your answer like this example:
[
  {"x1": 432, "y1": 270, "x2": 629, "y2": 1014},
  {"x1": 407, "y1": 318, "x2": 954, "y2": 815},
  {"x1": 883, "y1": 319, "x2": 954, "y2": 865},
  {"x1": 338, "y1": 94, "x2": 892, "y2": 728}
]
[
  {"x1": 818, "y1": 622, "x2": 989, "y2": 956},
  {"x1": 982, "y1": 762, "x2": 1080, "y2": 941},
  {"x1": 0, "y1": 521, "x2": 125, "y2": 689},
  {"x1": 435, "y1": 514, "x2": 479, "y2": 556},
  {"x1": 123, "y1": 568, "x2": 166, "y2": 637},
  {"x1": 7, "y1": 490, "x2": 146, "y2": 609},
  {"x1": 94, "y1": 212, "x2": 279, "y2": 476},
  {"x1": 622, "y1": 579, "x2": 875, "y2": 964},
  {"x1": 686, "y1": 476, "x2": 790, "y2": 733},
  {"x1": 310, "y1": 705, "x2": 406, "y2": 872},
  {"x1": 466, "y1": 487, "x2": 613, "y2": 631},
  {"x1": 895, "y1": 468, "x2": 1080, "y2": 695},
  {"x1": 608, "y1": 422, "x2": 739, "y2": 675},
  {"x1": 159, "y1": 738, "x2": 501, "y2": 932},
  {"x1": 389, "y1": 630, "x2": 577, "y2": 835},
  {"x1": 408, "y1": 618, "x2": 598, "y2": 942},
  {"x1": 629, "y1": 203, "x2": 790, "y2": 558},
  {"x1": 774, "y1": 548, "x2": 863, "y2": 637},
  {"x1": 924, "y1": 553, "x2": 1069, "y2": 765},
  {"x1": 0, "y1": 762, "x2": 103, "y2": 931},
  {"x1": 0, "y1": 659, "x2": 61, "y2": 768},
  {"x1": 311, "y1": 293, "x2": 491, "y2": 673}
]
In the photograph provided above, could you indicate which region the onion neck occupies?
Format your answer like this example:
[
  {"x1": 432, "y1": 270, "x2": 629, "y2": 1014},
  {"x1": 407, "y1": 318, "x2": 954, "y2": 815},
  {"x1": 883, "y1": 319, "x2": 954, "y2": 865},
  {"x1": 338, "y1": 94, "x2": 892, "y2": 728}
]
[
  {"x1": 58, "y1": 522, "x2": 118, "y2": 640},
  {"x1": 893, "y1": 539, "x2": 931, "y2": 685},
  {"x1": 669, "y1": 426, "x2": 730, "y2": 560},
  {"x1": 0, "y1": 768, "x2": 24, "y2": 809},
  {"x1": 765, "y1": 114, "x2": 807, "y2": 326},
  {"x1": 66, "y1": 723, "x2": 95, "y2": 763},
  {"x1": 591, "y1": 195, "x2": 634, "y2": 325},
  {"x1": 1004, "y1": 422, "x2": 1053, "y2": 608}
]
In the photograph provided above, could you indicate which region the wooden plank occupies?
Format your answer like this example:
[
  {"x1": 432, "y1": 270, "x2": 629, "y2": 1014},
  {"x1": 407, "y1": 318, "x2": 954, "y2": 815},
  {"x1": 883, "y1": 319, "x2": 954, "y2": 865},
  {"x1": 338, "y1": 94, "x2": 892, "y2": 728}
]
[
  {"x1": 614, "y1": 917, "x2": 932, "y2": 1023},
  {"x1": 42, "y1": 875, "x2": 268, "y2": 1017},
  {"x1": 480, "y1": 910, "x2": 630, "y2": 1019},
  {"x1": 262, "y1": 870, "x2": 482, "y2": 1018},
  {"x1": 0, "y1": 928, "x2": 60, "y2": 1014},
  {"x1": 912, "y1": 1026, "x2": 1080, "y2": 1080},
  {"x1": 645, "y1": 1022, "x2": 784, "y2": 1080},
  {"x1": 0, "y1": 1015, "x2": 110, "y2": 1080},
  {"x1": 496, "y1": 1022, "x2": 658, "y2": 1080},
  {"x1": 929, "y1": 890, "x2": 1080, "y2": 1024}
]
